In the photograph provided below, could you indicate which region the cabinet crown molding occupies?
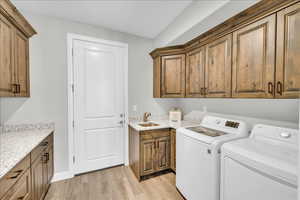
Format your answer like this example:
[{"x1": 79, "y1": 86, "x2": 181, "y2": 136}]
[
  {"x1": 0, "y1": 0, "x2": 37, "y2": 37},
  {"x1": 150, "y1": 0, "x2": 299, "y2": 57}
]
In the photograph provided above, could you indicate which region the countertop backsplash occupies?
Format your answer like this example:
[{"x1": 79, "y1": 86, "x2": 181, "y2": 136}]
[{"x1": 0, "y1": 122, "x2": 55, "y2": 134}]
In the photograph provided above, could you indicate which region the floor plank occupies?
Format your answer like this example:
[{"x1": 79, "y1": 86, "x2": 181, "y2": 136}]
[{"x1": 45, "y1": 166, "x2": 184, "y2": 200}]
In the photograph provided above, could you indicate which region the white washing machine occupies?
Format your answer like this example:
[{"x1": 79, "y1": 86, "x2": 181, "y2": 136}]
[
  {"x1": 221, "y1": 124, "x2": 298, "y2": 200},
  {"x1": 176, "y1": 116, "x2": 249, "y2": 200}
]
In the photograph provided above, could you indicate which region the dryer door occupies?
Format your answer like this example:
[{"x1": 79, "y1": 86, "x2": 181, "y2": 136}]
[{"x1": 221, "y1": 156, "x2": 297, "y2": 200}]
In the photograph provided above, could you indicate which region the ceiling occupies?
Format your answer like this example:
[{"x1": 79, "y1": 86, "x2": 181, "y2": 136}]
[{"x1": 12, "y1": 0, "x2": 193, "y2": 39}]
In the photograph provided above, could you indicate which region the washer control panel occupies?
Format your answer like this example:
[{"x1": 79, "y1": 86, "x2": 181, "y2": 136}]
[{"x1": 225, "y1": 121, "x2": 240, "y2": 129}]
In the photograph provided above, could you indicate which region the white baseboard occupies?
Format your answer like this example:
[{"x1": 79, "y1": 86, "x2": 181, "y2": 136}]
[{"x1": 51, "y1": 171, "x2": 74, "y2": 183}]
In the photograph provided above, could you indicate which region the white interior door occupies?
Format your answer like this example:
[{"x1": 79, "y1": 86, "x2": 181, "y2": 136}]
[{"x1": 73, "y1": 39, "x2": 125, "y2": 174}]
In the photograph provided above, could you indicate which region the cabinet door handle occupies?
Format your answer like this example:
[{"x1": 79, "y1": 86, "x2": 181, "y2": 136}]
[
  {"x1": 45, "y1": 153, "x2": 50, "y2": 162},
  {"x1": 17, "y1": 84, "x2": 21, "y2": 93},
  {"x1": 11, "y1": 84, "x2": 17, "y2": 93},
  {"x1": 204, "y1": 87, "x2": 207, "y2": 95},
  {"x1": 157, "y1": 141, "x2": 159, "y2": 149},
  {"x1": 7, "y1": 170, "x2": 23, "y2": 179},
  {"x1": 42, "y1": 153, "x2": 49, "y2": 163},
  {"x1": 200, "y1": 88, "x2": 204, "y2": 95},
  {"x1": 268, "y1": 82, "x2": 274, "y2": 95},
  {"x1": 277, "y1": 81, "x2": 283, "y2": 95},
  {"x1": 17, "y1": 196, "x2": 25, "y2": 200}
]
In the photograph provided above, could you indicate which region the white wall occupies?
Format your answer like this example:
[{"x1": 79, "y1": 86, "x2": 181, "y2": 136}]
[
  {"x1": 179, "y1": 99, "x2": 299, "y2": 124},
  {"x1": 0, "y1": 12, "x2": 174, "y2": 174},
  {"x1": 154, "y1": 0, "x2": 258, "y2": 47},
  {"x1": 154, "y1": 0, "x2": 230, "y2": 47}
]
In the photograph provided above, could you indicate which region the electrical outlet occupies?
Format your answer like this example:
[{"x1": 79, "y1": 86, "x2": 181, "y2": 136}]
[{"x1": 133, "y1": 105, "x2": 137, "y2": 112}]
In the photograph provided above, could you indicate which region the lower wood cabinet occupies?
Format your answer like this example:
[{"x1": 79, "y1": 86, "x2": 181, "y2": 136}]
[
  {"x1": 129, "y1": 126, "x2": 174, "y2": 180},
  {"x1": 1, "y1": 169, "x2": 31, "y2": 200},
  {"x1": 32, "y1": 136, "x2": 53, "y2": 200},
  {"x1": 0, "y1": 133, "x2": 54, "y2": 200},
  {"x1": 140, "y1": 139, "x2": 156, "y2": 176},
  {"x1": 32, "y1": 156, "x2": 44, "y2": 200}
]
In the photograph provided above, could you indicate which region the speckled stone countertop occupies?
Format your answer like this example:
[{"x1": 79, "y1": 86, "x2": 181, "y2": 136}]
[
  {"x1": 128, "y1": 119, "x2": 200, "y2": 131},
  {"x1": 0, "y1": 124, "x2": 54, "y2": 179}
]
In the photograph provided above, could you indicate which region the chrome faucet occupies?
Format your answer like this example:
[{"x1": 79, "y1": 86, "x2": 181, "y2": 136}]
[{"x1": 143, "y1": 112, "x2": 151, "y2": 122}]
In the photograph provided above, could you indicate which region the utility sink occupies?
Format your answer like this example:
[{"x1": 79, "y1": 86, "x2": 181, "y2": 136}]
[{"x1": 138, "y1": 122, "x2": 159, "y2": 127}]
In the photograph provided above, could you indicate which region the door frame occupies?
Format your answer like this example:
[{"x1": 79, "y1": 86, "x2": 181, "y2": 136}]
[{"x1": 67, "y1": 33, "x2": 129, "y2": 177}]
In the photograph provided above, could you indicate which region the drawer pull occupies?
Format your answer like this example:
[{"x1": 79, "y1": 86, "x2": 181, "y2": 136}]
[
  {"x1": 17, "y1": 196, "x2": 25, "y2": 200},
  {"x1": 42, "y1": 153, "x2": 49, "y2": 163},
  {"x1": 7, "y1": 170, "x2": 23, "y2": 179},
  {"x1": 41, "y1": 141, "x2": 49, "y2": 146}
]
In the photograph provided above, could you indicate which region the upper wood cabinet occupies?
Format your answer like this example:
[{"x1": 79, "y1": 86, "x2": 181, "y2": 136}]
[
  {"x1": 0, "y1": 0, "x2": 36, "y2": 97},
  {"x1": 232, "y1": 14, "x2": 276, "y2": 98},
  {"x1": 150, "y1": 0, "x2": 300, "y2": 99},
  {"x1": 205, "y1": 34, "x2": 232, "y2": 98},
  {"x1": 0, "y1": 15, "x2": 14, "y2": 96},
  {"x1": 276, "y1": 3, "x2": 300, "y2": 98},
  {"x1": 161, "y1": 55, "x2": 185, "y2": 98},
  {"x1": 186, "y1": 47, "x2": 205, "y2": 97},
  {"x1": 14, "y1": 29, "x2": 30, "y2": 97}
]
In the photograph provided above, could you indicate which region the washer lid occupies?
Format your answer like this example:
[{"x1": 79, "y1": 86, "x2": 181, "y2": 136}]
[
  {"x1": 186, "y1": 126, "x2": 228, "y2": 137},
  {"x1": 222, "y1": 138, "x2": 298, "y2": 186}
]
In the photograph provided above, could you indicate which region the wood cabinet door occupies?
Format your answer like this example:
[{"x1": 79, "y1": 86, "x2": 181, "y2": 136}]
[
  {"x1": 156, "y1": 136, "x2": 170, "y2": 171},
  {"x1": 276, "y1": 3, "x2": 300, "y2": 98},
  {"x1": 42, "y1": 152, "x2": 49, "y2": 195},
  {"x1": 205, "y1": 34, "x2": 232, "y2": 97},
  {"x1": 1, "y1": 169, "x2": 32, "y2": 200},
  {"x1": 47, "y1": 148, "x2": 54, "y2": 185},
  {"x1": 232, "y1": 14, "x2": 276, "y2": 98},
  {"x1": 170, "y1": 129, "x2": 176, "y2": 172},
  {"x1": 31, "y1": 156, "x2": 44, "y2": 200},
  {"x1": 0, "y1": 15, "x2": 15, "y2": 96},
  {"x1": 153, "y1": 56, "x2": 161, "y2": 98},
  {"x1": 186, "y1": 47, "x2": 205, "y2": 97},
  {"x1": 140, "y1": 139, "x2": 156, "y2": 176},
  {"x1": 14, "y1": 29, "x2": 30, "y2": 97},
  {"x1": 161, "y1": 55, "x2": 185, "y2": 97}
]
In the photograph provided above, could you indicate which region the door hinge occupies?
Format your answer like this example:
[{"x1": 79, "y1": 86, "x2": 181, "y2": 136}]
[
  {"x1": 73, "y1": 156, "x2": 75, "y2": 163},
  {"x1": 72, "y1": 48, "x2": 74, "y2": 56},
  {"x1": 72, "y1": 120, "x2": 75, "y2": 128},
  {"x1": 71, "y1": 84, "x2": 74, "y2": 93}
]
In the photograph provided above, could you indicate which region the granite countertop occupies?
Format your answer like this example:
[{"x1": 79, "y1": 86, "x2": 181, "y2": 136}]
[
  {"x1": 128, "y1": 119, "x2": 201, "y2": 131},
  {"x1": 0, "y1": 128, "x2": 54, "y2": 179}
]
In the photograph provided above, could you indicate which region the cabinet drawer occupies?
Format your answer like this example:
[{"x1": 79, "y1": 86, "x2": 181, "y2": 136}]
[
  {"x1": 0, "y1": 155, "x2": 30, "y2": 199},
  {"x1": 140, "y1": 129, "x2": 170, "y2": 141},
  {"x1": 1, "y1": 169, "x2": 31, "y2": 200},
  {"x1": 31, "y1": 133, "x2": 53, "y2": 163}
]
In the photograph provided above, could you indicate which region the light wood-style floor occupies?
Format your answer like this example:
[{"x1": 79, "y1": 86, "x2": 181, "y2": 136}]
[{"x1": 45, "y1": 166, "x2": 184, "y2": 200}]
